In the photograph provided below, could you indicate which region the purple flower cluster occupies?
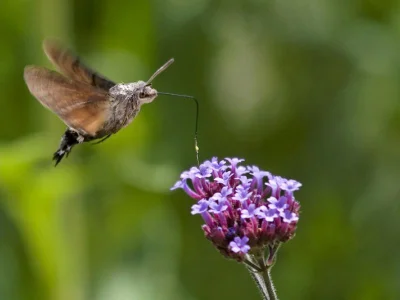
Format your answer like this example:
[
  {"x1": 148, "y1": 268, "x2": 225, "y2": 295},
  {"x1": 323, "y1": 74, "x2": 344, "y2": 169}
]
[{"x1": 171, "y1": 157, "x2": 301, "y2": 262}]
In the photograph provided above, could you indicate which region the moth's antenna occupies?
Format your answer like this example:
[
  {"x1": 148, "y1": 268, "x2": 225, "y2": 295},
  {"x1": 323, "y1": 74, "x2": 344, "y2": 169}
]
[
  {"x1": 158, "y1": 91, "x2": 200, "y2": 166},
  {"x1": 147, "y1": 58, "x2": 175, "y2": 85}
]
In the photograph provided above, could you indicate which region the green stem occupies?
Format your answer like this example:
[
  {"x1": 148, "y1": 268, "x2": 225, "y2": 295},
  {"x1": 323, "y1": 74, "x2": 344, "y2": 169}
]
[
  {"x1": 245, "y1": 251, "x2": 280, "y2": 300},
  {"x1": 263, "y1": 269, "x2": 278, "y2": 300},
  {"x1": 246, "y1": 267, "x2": 270, "y2": 300}
]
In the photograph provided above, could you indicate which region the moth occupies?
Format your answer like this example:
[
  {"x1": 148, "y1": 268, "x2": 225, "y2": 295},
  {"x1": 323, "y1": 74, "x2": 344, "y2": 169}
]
[{"x1": 24, "y1": 39, "x2": 175, "y2": 166}]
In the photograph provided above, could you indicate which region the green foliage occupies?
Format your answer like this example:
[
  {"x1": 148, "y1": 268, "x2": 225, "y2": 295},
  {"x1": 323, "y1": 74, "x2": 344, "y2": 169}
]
[{"x1": 1, "y1": 0, "x2": 400, "y2": 299}]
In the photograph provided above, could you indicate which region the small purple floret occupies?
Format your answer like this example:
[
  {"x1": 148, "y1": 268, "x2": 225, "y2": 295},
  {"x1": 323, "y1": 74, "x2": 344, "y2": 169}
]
[
  {"x1": 226, "y1": 158, "x2": 245, "y2": 167},
  {"x1": 263, "y1": 208, "x2": 279, "y2": 222},
  {"x1": 266, "y1": 176, "x2": 281, "y2": 190},
  {"x1": 239, "y1": 176, "x2": 252, "y2": 189},
  {"x1": 232, "y1": 185, "x2": 252, "y2": 202},
  {"x1": 248, "y1": 166, "x2": 271, "y2": 180},
  {"x1": 229, "y1": 236, "x2": 250, "y2": 254},
  {"x1": 281, "y1": 210, "x2": 299, "y2": 223},
  {"x1": 208, "y1": 157, "x2": 227, "y2": 171},
  {"x1": 236, "y1": 166, "x2": 249, "y2": 177},
  {"x1": 191, "y1": 199, "x2": 209, "y2": 215},
  {"x1": 241, "y1": 204, "x2": 257, "y2": 219},
  {"x1": 209, "y1": 200, "x2": 229, "y2": 214},
  {"x1": 212, "y1": 186, "x2": 233, "y2": 201},
  {"x1": 280, "y1": 179, "x2": 302, "y2": 193},
  {"x1": 267, "y1": 196, "x2": 288, "y2": 212},
  {"x1": 194, "y1": 164, "x2": 213, "y2": 179},
  {"x1": 180, "y1": 170, "x2": 195, "y2": 180},
  {"x1": 214, "y1": 171, "x2": 233, "y2": 185},
  {"x1": 171, "y1": 180, "x2": 185, "y2": 191},
  {"x1": 255, "y1": 205, "x2": 267, "y2": 218},
  {"x1": 255, "y1": 205, "x2": 278, "y2": 222}
]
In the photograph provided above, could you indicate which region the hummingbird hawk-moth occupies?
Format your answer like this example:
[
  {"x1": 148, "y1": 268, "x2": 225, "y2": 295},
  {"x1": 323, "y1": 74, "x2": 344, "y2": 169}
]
[{"x1": 24, "y1": 39, "x2": 177, "y2": 166}]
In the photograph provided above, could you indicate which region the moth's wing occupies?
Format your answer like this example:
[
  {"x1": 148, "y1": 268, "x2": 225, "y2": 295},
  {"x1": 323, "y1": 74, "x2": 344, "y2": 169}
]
[
  {"x1": 43, "y1": 39, "x2": 116, "y2": 91},
  {"x1": 24, "y1": 65, "x2": 110, "y2": 136}
]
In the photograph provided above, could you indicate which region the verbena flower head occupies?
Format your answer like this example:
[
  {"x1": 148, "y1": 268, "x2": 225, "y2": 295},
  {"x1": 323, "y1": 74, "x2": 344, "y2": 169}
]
[{"x1": 171, "y1": 157, "x2": 301, "y2": 262}]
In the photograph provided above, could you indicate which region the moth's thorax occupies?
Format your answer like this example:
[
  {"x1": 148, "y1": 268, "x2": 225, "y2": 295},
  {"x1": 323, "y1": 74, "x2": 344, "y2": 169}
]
[{"x1": 105, "y1": 81, "x2": 158, "y2": 133}]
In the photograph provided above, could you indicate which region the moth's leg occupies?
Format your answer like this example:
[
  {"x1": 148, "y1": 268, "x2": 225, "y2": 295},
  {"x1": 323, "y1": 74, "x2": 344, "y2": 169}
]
[
  {"x1": 92, "y1": 134, "x2": 112, "y2": 145},
  {"x1": 53, "y1": 129, "x2": 84, "y2": 166}
]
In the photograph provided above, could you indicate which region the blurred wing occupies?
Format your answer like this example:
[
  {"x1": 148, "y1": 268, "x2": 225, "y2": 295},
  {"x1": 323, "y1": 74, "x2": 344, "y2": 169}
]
[
  {"x1": 24, "y1": 65, "x2": 110, "y2": 136},
  {"x1": 43, "y1": 39, "x2": 115, "y2": 91}
]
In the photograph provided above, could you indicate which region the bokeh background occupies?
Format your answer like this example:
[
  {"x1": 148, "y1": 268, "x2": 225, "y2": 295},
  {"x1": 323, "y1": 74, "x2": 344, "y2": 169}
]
[{"x1": 1, "y1": 0, "x2": 400, "y2": 299}]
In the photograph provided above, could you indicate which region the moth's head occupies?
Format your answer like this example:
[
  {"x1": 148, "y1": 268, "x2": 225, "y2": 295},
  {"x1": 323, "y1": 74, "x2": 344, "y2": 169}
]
[
  {"x1": 136, "y1": 81, "x2": 157, "y2": 104},
  {"x1": 136, "y1": 58, "x2": 174, "y2": 105},
  {"x1": 109, "y1": 81, "x2": 157, "y2": 104}
]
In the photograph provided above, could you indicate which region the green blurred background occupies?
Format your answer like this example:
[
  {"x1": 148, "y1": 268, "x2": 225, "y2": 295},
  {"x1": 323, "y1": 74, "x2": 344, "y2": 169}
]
[{"x1": 1, "y1": 0, "x2": 400, "y2": 299}]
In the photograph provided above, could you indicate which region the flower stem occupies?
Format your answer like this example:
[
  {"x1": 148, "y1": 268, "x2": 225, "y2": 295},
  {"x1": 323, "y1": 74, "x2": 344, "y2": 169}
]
[
  {"x1": 245, "y1": 252, "x2": 279, "y2": 300},
  {"x1": 247, "y1": 268, "x2": 279, "y2": 300},
  {"x1": 246, "y1": 267, "x2": 270, "y2": 300},
  {"x1": 263, "y1": 269, "x2": 278, "y2": 300}
]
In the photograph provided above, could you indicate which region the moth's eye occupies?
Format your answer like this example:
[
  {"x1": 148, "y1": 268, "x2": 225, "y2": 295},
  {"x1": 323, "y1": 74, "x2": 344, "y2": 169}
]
[{"x1": 139, "y1": 92, "x2": 146, "y2": 98}]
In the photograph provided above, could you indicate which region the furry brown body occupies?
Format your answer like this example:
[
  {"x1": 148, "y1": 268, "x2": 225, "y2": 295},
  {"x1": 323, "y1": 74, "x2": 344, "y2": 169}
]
[
  {"x1": 23, "y1": 39, "x2": 173, "y2": 165},
  {"x1": 106, "y1": 81, "x2": 153, "y2": 134}
]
